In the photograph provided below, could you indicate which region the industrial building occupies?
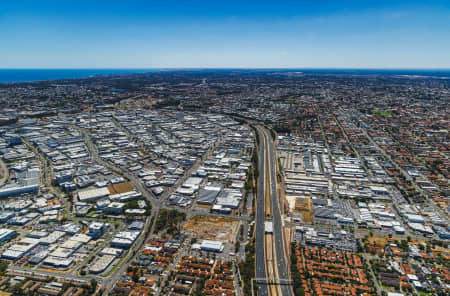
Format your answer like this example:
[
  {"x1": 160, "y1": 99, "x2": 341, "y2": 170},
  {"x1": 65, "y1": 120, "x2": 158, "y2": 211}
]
[{"x1": 199, "y1": 240, "x2": 224, "y2": 252}]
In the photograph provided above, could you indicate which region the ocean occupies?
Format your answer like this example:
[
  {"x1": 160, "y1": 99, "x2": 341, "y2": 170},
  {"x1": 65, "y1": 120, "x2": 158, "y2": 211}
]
[
  {"x1": 0, "y1": 69, "x2": 157, "y2": 83},
  {"x1": 0, "y1": 68, "x2": 449, "y2": 83}
]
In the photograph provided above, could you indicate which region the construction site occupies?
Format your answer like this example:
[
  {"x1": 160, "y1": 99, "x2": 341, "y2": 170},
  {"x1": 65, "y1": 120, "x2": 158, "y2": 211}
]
[{"x1": 183, "y1": 215, "x2": 240, "y2": 243}]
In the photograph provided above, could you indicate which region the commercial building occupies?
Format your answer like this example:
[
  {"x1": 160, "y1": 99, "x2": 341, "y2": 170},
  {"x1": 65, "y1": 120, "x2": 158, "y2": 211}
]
[
  {"x1": 0, "y1": 167, "x2": 40, "y2": 198},
  {"x1": 0, "y1": 228, "x2": 15, "y2": 243},
  {"x1": 87, "y1": 222, "x2": 107, "y2": 239},
  {"x1": 77, "y1": 187, "x2": 110, "y2": 202},
  {"x1": 199, "y1": 240, "x2": 224, "y2": 252},
  {"x1": 89, "y1": 255, "x2": 116, "y2": 274},
  {"x1": 110, "y1": 230, "x2": 140, "y2": 249}
]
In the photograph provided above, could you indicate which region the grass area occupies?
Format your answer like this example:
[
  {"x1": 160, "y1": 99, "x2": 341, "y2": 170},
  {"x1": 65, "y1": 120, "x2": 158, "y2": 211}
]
[
  {"x1": 370, "y1": 109, "x2": 394, "y2": 116},
  {"x1": 367, "y1": 235, "x2": 388, "y2": 246}
]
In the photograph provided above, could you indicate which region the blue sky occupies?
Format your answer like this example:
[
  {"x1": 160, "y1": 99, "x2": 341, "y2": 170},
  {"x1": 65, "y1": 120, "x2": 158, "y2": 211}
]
[{"x1": 1, "y1": 0, "x2": 449, "y2": 68}]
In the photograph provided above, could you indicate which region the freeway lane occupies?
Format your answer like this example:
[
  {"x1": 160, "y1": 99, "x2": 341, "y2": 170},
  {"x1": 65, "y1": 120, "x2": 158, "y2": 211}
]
[
  {"x1": 255, "y1": 125, "x2": 292, "y2": 296},
  {"x1": 255, "y1": 127, "x2": 268, "y2": 296},
  {"x1": 266, "y1": 128, "x2": 292, "y2": 296}
]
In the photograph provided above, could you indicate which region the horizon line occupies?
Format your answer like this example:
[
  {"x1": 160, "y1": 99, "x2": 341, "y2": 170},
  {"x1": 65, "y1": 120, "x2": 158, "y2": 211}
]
[{"x1": 1, "y1": 67, "x2": 450, "y2": 70}]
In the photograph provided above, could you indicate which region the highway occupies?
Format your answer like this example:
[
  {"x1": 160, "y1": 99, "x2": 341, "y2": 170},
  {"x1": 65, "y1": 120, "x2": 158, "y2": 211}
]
[
  {"x1": 255, "y1": 126, "x2": 292, "y2": 296},
  {"x1": 266, "y1": 127, "x2": 292, "y2": 296},
  {"x1": 255, "y1": 126, "x2": 268, "y2": 296}
]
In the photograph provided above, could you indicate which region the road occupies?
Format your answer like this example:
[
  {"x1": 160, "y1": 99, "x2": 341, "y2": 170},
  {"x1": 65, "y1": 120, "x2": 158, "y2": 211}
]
[
  {"x1": 80, "y1": 127, "x2": 158, "y2": 293},
  {"x1": 361, "y1": 128, "x2": 449, "y2": 225},
  {"x1": 265, "y1": 127, "x2": 292, "y2": 296},
  {"x1": 154, "y1": 233, "x2": 191, "y2": 296},
  {"x1": 360, "y1": 252, "x2": 384, "y2": 295},
  {"x1": 255, "y1": 126, "x2": 268, "y2": 296},
  {"x1": 254, "y1": 126, "x2": 292, "y2": 296},
  {"x1": 78, "y1": 119, "x2": 252, "y2": 294}
]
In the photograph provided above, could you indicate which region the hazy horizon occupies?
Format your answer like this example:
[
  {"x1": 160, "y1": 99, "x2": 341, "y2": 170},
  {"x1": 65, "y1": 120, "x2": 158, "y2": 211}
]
[
  {"x1": 2, "y1": 0, "x2": 450, "y2": 68},
  {"x1": 2, "y1": 67, "x2": 450, "y2": 70}
]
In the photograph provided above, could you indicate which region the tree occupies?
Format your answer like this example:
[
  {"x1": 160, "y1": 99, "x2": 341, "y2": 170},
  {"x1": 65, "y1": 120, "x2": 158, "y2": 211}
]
[
  {"x1": 0, "y1": 260, "x2": 8, "y2": 275},
  {"x1": 295, "y1": 287, "x2": 305, "y2": 296},
  {"x1": 89, "y1": 279, "x2": 98, "y2": 293},
  {"x1": 132, "y1": 270, "x2": 140, "y2": 283},
  {"x1": 10, "y1": 283, "x2": 26, "y2": 296}
]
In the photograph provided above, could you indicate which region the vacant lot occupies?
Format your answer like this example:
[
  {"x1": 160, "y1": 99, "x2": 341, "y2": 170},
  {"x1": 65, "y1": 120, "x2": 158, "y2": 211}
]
[
  {"x1": 108, "y1": 181, "x2": 134, "y2": 194},
  {"x1": 367, "y1": 235, "x2": 388, "y2": 247},
  {"x1": 184, "y1": 215, "x2": 240, "y2": 243}
]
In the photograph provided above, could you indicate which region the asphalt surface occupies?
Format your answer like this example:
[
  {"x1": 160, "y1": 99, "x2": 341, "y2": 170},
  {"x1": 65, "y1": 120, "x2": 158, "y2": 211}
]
[
  {"x1": 266, "y1": 129, "x2": 292, "y2": 296},
  {"x1": 255, "y1": 127, "x2": 268, "y2": 296},
  {"x1": 255, "y1": 126, "x2": 292, "y2": 296}
]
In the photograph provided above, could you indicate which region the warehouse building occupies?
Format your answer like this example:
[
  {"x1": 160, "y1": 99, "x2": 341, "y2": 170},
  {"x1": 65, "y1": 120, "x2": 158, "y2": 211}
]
[
  {"x1": 200, "y1": 240, "x2": 224, "y2": 252},
  {"x1": 197, "y1": 185, "x2": 222, "y2": 205},
  {"x1": 87, "y1": 222, "x2": 107, "y2": 239},
  {"x1": 0, "y1": 229, "x2": 15, "y2": 243},
  {"x1": 0, "y1": 167, "x2": 40, "y2": 198},
  {"x1": 77, "y1": 187, "x2": 110, "y2": 202},
  {"x1": 89, "y1": 255, "x2": 116, "y2": 274}
]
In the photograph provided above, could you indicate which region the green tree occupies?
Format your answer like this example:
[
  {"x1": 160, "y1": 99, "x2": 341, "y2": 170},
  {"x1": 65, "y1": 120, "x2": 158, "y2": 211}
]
[
  {"x1": 132, "y1": 270, "x2": 140, "y2": 283},
  {"x1": 89, "y1": 279, "x2": 98, "y2": 293}
]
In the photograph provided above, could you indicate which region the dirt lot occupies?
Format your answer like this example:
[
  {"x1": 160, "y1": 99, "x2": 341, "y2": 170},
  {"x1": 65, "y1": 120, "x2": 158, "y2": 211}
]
[
  {"x1": 367, "y1": 236, "x2": 388, "y2": 247},
  {"x1": 183, "y1": 215, "x2": 240, "y2": 243},
  {"x1": 285, "y1": 195, "x2": 314, "y2": 223},
  {"x1": 108, "y1": 181, "x2": 134, "y2": 194}
]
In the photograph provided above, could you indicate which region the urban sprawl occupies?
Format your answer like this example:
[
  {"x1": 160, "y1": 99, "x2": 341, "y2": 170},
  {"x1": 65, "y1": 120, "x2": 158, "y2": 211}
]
[{"x1": 0, "y1": 70, "x2": 448, "y2": 296}]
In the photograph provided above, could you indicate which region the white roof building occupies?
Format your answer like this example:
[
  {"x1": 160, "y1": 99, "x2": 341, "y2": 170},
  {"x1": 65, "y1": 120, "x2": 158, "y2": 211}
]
[
  {"x1": 200, "y1": 240, "x2": 224, "y2": 252},
  {"x1": 78, "y1": 187, "x2": 110, "y2": 202}
]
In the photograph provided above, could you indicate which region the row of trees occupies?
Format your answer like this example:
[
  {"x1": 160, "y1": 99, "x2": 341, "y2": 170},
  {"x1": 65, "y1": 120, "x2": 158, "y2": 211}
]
[
  {"x1": 240, "y1": 240, "x2": 256, "y2": 296},
  {"x1": 154, "y1": 209, "x2": 186, "y2": 234},
  {"x1": 290, "y1": 243, "x2": 306, "y2": 296}
]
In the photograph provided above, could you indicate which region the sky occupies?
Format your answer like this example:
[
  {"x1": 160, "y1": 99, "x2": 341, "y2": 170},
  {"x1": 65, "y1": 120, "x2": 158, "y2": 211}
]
[{"x1": 1, "y1": 0, "x2": 450, "y2": 69}]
